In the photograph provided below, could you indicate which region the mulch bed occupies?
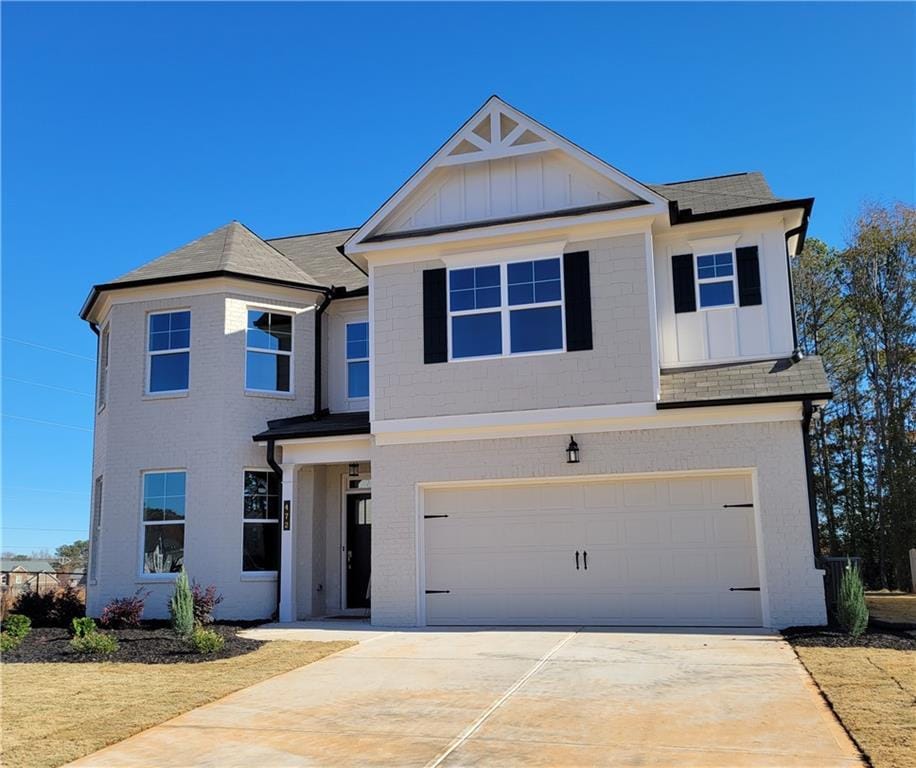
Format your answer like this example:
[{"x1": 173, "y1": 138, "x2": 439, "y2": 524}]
[
  {"x1": 783, "y1": 625, "x2": 916, "y2": 651},
  {"x1": 3, "y1": 622, "x2": 267, "y2": 664}
]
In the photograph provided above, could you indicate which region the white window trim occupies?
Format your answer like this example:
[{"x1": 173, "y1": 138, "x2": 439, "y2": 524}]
[
  {"x1": 242, "y1": 468, "x2": 280, "y2": 577},
  {"x1": 138, "y1": 469, "x2": 186, "y2": 580},
  {"x1": 146, "y1": 310, "x2": 191, "y2": 396},
  {"x1": 446, "y1": 257, "x2": 567, "y2": 362},
  {"x1": 345, "y1": 320, "x2": 370, "y2": 402},
  {"x1": 245, "y1": 307, "x2": 295, "y2": 395},
  {"x1": 695, "y1": 249, "x2": 738, "y2": 311},
  {"x1": 97, "y1": 324, "x2": 110, "y2": 412}
]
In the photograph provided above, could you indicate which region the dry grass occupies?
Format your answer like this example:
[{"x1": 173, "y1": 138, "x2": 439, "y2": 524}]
[
  {"x1": 795, "y1": 645, "x2": 916, "y2": 768},
  {"x1": 1, "y1": 639, "x2": 353, "y2": 768},
  {"x1": 867, "y1": 592, "x2": 916, "y2": 625}
]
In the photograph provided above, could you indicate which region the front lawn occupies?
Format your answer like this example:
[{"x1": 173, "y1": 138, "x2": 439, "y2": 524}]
[
  {"x1": 2, "y1": 637, "x2": 354, "y2": 768},
  {"x1": 787, "y1": 628, "x2": 915, "y2": 768},
  {"x1": 866, "y1": 592, "x2": 916, "y2": 626}
]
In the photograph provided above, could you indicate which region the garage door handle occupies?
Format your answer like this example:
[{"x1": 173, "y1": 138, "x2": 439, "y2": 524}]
[
  {"x1": 729, "y1": 587, "x2": 760, "y2": 592},
  {"x1": 583, "y1": 551, "x2": 588, "y2": 570},
  {"x1": 575, "y1": 551, "x2": 579, "y2": 570}
]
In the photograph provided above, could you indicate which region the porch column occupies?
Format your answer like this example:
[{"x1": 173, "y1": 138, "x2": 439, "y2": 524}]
[{"x1": 278, "y1": 463, "x2": 298, "y2": 622}]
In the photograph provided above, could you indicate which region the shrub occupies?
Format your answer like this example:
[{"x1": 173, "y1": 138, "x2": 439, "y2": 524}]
[
  {"x1": 12, "y1": 589, "x2": 57, "y2": 626},
  {"x1": 191, "y1": 582, "x2": 223, "y2": 626},
  {"x1": 1, "y1": 632, "x2": 22, "y2": 653},
  {"x1": 70, "y1": 631, "x2": 119, "y2": 657},
  {"x1": 169, "y1": 568, "x2": 194, "y2": 637},
  {"x1": 837, "y1": 559, "x2": 869, "y2": 638},
  {"x1": 3, "y1": 614, "x2": 32, "y2": 640},
  {"x1": 189, "y1": 627, "x2": 225, "y2": 654},
  {"x1": 53, "y1": 586, "x2": 85, "y2": 627},
  {"x1": 100, "y1": 590, "x2": 149, "y2": 628},
  {"x1": 71, "y1": 617, "x2": 97, "y2": 638},
  {"x1": 11, "y1": 586, "x2": 84, "y2": 627}
]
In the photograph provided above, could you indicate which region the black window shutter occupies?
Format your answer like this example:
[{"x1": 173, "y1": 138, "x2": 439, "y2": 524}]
[
  {"x1": 736, "y1": 246, "x2": 762, "y2": 306},
  {"x1": 422, "y1": 268, "x2": 448, "y2": 364},
  {"x1": 563, "y1": 251, "x2": 593, "y2": 352},
  {"x1": 672, "y1": 253, "x2": 696, "y2": 313}
]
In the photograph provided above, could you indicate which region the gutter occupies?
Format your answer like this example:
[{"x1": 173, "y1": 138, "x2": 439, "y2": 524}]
[{"x1": 801, "y1": 400, "x2": 821, "y2": 566}]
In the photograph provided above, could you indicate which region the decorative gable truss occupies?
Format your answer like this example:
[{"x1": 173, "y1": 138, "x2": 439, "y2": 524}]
[{"x1": 346, "y1": 96, "x2": 670, "y2": 251}]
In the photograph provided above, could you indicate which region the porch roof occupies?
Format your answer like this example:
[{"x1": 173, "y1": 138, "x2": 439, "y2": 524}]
[{"x1": 253, "y1": 410, "x2": 370, "y2": 442}]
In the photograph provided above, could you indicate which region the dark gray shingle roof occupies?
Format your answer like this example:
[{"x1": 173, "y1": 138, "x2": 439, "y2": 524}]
[
  {"x1": 658, "y1": 356, "x2": 832, "y2": 408},
  {"x1": 253, "y1": 410, "x2": 370, "y2": 441},
  {"x1": 111, "y1": 221, "x2": 318, "y2": 286},
  {"x1": 649, "y1": 172, "x2": 783, "y2": 217},
  {"x1": 267, "y1": 229, "x2": 366, "y2": 290}
]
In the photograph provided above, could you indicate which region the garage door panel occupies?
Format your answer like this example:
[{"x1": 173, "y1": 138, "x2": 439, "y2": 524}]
[{"x1": 424, "y1": 475, "x2": 762, "y2": 627}]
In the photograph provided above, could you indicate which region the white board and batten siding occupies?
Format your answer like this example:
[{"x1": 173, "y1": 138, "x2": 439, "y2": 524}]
[
  {"x1": 376, "y1": 150, "x2": 640, "y2": 236},
  {"x1": 422, "y1": 474, "x2": 763, "y2": 627},
  {"x1": 654, "y1": 223, "x2": 795, "y2": 367}
]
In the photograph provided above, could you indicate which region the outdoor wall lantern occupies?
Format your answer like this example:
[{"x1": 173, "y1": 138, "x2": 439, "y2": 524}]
[
  {"x1": 566, "y1": 436, "x2": 580, "y2": 464},
  {"x1": 348, "y1": 462, "x2": 360, "y2": 477}
]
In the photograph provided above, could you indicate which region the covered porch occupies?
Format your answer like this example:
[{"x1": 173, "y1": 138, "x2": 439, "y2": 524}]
[{"x1": 255, "y1": 411, "x2": 371, "y2": 622}]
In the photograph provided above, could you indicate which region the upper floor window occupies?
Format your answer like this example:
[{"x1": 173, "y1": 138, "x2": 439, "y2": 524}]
[
  {"x1": 696, "y1": 252, "x2": 736, "y2": 309},
  {"x1": 242, "y1": 470, "x2": 279, "y2": 573},
  {"x1": 346, "y1": 321, "x2": 369, "y2": 399},
  {"x1": 148, "y1": 311, "x2": 190, "y2": 394},
  {"x1": 449, "y1": 258, "x2": 564, "y2": 359},
  {"x1": 141, "y1": 470, "x2": 185, "y2": 575},
  {"x1": 97, "y1": 325, "x2": 110, "y2": 410},
  {"x1": 246, "y1": 310, "x2": 292, "y2": 393}
]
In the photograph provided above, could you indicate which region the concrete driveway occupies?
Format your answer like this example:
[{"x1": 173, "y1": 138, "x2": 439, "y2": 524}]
[{"x1": 69, "y1": 626, "x2": 861, "y2": 767}]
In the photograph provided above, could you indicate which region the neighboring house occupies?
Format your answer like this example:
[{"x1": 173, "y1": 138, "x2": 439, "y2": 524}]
[
  {"x1": 0, "y1": 559, "x2": 85, "y2": 594},
  {"x1": 81, "y1": 96, "x2": 831, "y2": 628}
]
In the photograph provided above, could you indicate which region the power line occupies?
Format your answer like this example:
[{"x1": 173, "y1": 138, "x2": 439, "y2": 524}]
[
  {"x1": 4, "y1": 486, "x2": 89, "y2": 495},
  {"x1": 2, "y1": 414, "x2": 92, "y2": 433},
  {"x1": 2, "y1": 377, "x2": 94, "y2": 398},
  {"x1": 2, "y1": 337, "x2": 95, "y2": 362},
  {"x1": 2, "y1": 527, "x2": 86, "y2": 532}
]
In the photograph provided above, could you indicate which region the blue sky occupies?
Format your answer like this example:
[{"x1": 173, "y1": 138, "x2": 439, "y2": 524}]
[{"x1": 2, "y1": 2, "x2": 913, "y2": 554}]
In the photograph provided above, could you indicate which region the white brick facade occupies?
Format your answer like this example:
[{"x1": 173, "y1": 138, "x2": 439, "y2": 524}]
[{"x1": 369, "y1": 421, "x2": 826, "y2": 629}]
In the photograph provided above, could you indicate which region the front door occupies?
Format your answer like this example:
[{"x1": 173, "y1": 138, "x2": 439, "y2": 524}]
[{"x1": 346, "y1": 493, "x2": 371, "y2": 608}]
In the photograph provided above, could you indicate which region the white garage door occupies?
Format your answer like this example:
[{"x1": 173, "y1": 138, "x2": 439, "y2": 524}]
[{"x1": 423, "y1": 474, "x2": 762, "y2": 626}]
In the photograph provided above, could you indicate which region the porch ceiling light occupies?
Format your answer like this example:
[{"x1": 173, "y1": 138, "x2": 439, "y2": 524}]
[
  {"x1": 566, "y1": 436, "x2": 580, "y2": 464},
  {"x1": 348, "y1": 462, "x2": 360, "y2": 477}
]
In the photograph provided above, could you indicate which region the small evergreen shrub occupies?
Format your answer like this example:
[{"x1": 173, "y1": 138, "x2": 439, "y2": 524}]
[
  {"x1": 100, "y1": 590, "x2": 149, "y2": 628},
  {"x1": 191, "y1": 582, "x2": 223, "y2": 625},
  {"x1": 189, "y1": 627, "x2": 225, "y2": 654},
  {"x1": 12, "y1": 589, "x2": 57, "y2": 626},
  {"x1": 837, "y1": 559, "x2": 869, "y2": 638},
  {"x1": 71, "y1": 617, "x2": 97, "y2": 638},
  {"x1": 70, "y1": 631, "x2": 119, "y2": 656},
  {"x1": 1, "y1": 632, "x2": 22, "y2": 653},
  {"x1": 53, "y1": 586, "x2": 85, "y2": 627},
  {"x1": 169, "y1": 568, "x2": 195, "y2": 637},
  {"x1": 3, "y1": 614, "x2": 32, "y2": 640}
]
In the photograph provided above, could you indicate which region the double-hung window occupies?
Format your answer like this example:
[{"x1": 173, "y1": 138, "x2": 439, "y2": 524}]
[
  {"x1": 696, "y1": 252, "x2": 736, "y2": 308},
  {"x1": 246, "y1": 310, "x2": 292, "y2": 393},
  {"x1": 141, "y1": 471, "x2": 185, "y2": 574},
  {"x1": 147, "y1": 311, "x2": 190, "y2": 393},
  {"x1": 242, "y1": 470, "x2": 279, "y2": 573},
  {"x1": 346, "y1": 321, "x2": 369, "y2": 399},
  {"x1": 448, "y1": 257, "x2": 564, "y2": 359},
  {"x1": 97, "y1": 325, "x2": 110, "y2": 410}
]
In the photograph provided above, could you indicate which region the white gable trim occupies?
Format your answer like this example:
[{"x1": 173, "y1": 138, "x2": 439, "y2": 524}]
[{"x1": 345, "y1": 96, "x2": 669, "y2": 252}]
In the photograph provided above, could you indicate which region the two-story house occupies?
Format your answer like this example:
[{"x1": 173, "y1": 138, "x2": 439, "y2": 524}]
[{"x1": 81, "y1": 97, "x2": 831, "y2": 629}]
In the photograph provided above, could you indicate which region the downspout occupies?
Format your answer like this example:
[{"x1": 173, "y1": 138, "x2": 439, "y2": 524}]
[
  {"x1": 801, "y1": 400, "x2": 821, "y2": 566},
  {"x1": 266, "y1": 439, "x2": 283, "y2": 619},
  {"x1": 313, "y1": 290, "x2": 334, "y2": 416}
]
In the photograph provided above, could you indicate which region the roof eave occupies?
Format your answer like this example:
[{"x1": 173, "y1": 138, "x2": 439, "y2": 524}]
[
  {"x1": 80, "y1": 270, "x2": 333, "y2": 322},
  {"x1": 669, "y1": 197, "x2": 815, "y2": 228},
  {"x1": 656, "y1": 390, "x2": 833, "y2": 410}
]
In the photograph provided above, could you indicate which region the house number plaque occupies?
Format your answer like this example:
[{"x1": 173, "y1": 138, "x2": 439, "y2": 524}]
[{"x1": 283, "y1": 500, "x2": 290, "y2": 531}]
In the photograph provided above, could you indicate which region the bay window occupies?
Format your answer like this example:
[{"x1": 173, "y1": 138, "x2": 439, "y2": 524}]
[
  {"x1": 141, "y1": 471, "x2": 185, "y2": 574},
  {"x1": 147, "y1": 311, "x2": 190, "y2": 393},
  {"x1": 242, "y1": 470, "x2": 279, "y2": 573}
]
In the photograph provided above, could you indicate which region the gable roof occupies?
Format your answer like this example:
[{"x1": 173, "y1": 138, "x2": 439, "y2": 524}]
[
  {"x1": 267, "y1": 228, "x2": 366, "y2": 289},
  {"x1": 345, "y1": 95, "x2": 671, "y2": 252}
]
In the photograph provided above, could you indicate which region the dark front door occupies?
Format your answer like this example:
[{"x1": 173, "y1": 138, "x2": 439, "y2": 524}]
[{"x1": 346, "y1": 493, "x2": 371, "y2": 608}]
